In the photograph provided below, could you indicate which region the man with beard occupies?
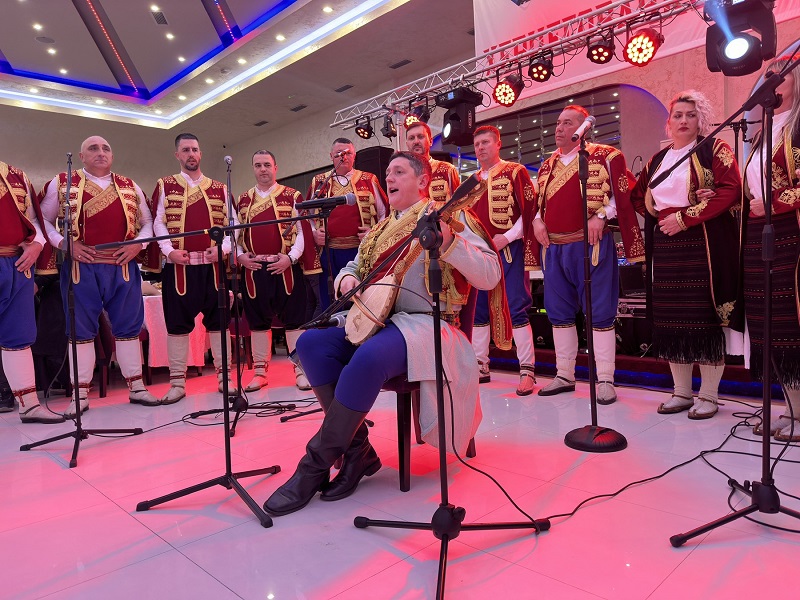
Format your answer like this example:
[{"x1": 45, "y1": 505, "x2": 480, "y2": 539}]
[{"x1": 152, "y1": 133, "x2": 235, "y2": 403}]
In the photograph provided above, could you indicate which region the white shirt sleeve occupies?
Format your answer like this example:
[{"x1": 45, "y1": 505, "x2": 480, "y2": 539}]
[
  {"x1": 602, "y1": 156, "x2": 618, "y2": 220},
  {"x1": 39, "y1": 175, "x2": 65, "y2": 250},
  {"x1": 24, "y1": 179, "x2": 46, "y2": 247},
  {"x1": 132, "y1": 183, "x2": 153, "y2": 247},
  {"x1": 153, "y1": 182, "x2": 175, "y2": 258},
  {"x1": 502, "y1": 216, "x2": 523, "y2": 243},
  {"x1": 372, "y1": 180, "x2": 386, "y2": 221},
  {"x1": 288, "y1": 222, "x2": 304, "y2": 262}
]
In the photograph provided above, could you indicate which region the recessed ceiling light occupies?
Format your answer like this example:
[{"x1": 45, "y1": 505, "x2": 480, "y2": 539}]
[
  {"x1": 615, "y1": 114, "x2": 620, "y2": 119},
  {"x1": 95, "y1": 99, "x2": 104, "y2": 105},
  {"x1": 29, "y1": 87, "x2": 38, "y2": 94},
  {"x1": 166, "y1": 33, "x2": 174, "y2": 40},
  {"x1": 33, "y1": 23, "x2": 42, "y2": 31},
  {"x1": 276, "y1": 34, "x2": 285, "y2": 41},
  {"x1": 498, "y1": 125, "x2": 503, "y2": 130},
  {"x1": 178, "y1": 95, "x2": 187, "y2": 101},
  {"x1": 178, "y1": 56, "x2": 185, "y2": 63},
  {"x1": 323, "y1": 6, "x2": 333, "y2": 12},
  {"x1": 47, "y1": 48, "x2": 56, "y2": 55},
  {"x1": 237, "y1": 58, "x2": 247, "y2": 65},
  {"x1": 205, "y1": 78, "x2": 214, "y2": 84},
  {"x1": 568, "y1": 98, "x2": 574, "y2": 102},
  {"x1": 150, "y1": 4, "x2": 159, "y2": 11},
  {"x1": 613, "y1": 92, "x2": 619, "y2": 97},
  {"x1": 59, "y1": 68, "x2": 67, "y2": 74},
  {"x1": 155, "y1": 109, "x2": 163, "y2": 115}
]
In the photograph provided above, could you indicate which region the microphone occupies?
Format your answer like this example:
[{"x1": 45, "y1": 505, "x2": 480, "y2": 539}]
[
  {"x1": 295, "y1": 193, "x2": 357, "y2": 211},
  {"x1": 333, "y1": 150, "x2": 347, "y2": 158},
  {"x1": 302, "y1": 312, "x2": 348, "y2": 330},
  {"x1": 224, "y1": 155, "x2": 232, "y2": 165},
  {"x1": 571, "y1": 115, "x2": 596, "y2": 142}
]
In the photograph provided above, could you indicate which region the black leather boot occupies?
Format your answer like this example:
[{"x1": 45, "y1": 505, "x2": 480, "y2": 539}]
[
  {"x1": 264, "y1": 399, "x2": 368, "y2": 516},
  {"x1": 320, "y1": 420, "x2": 381, "y2": 501}
]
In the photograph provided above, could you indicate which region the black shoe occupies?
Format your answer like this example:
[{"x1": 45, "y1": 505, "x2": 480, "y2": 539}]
[{"x1": 0, "y1": 392, "x2": 15, "y2": 413}]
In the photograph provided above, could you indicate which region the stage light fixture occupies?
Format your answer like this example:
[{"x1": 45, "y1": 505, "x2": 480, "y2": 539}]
[
  {"x1": 436, "y1": 87, "x2": 482, "y2": 146},
  {"x1": 624, "y1": 27, "x2": 664, "y2": 67},
  {"x1": 380, "y1": 114, "x2": 397, "y2": 138},
  {"x1": 404, "y1": 103, "x2": 430, "y2": 128},
  {"x1": 528, "y1": 51, "x2": 554, "y2": 82},
  {"x1": 354, "y1": 117, "x2": 374, "y2": 139},
  {"x1": 587, "y1": 33, "x2": 614, "y2": 64},
  {"x1": 493, "y1": 73, "x2": 524, "y2": 107},
  {"x1": 705, "y1": 0, "x2": 776, "y2": 76}
]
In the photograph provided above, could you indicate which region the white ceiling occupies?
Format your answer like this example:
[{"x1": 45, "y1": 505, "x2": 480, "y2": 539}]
[{"x1": 0, "y1": 0, "x2": 476, "y2": 144}]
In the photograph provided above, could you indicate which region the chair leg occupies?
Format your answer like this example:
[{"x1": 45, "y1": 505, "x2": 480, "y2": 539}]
[
  {"x1": 142, "y1": 340, "x2": 152, "y2": 386},
  {"x1": 396, "y1": 391, "x2": 412, "y2": 492},
  {"x1": 99, "y1": 365, "x2": 108, "y2": 398},
  {"x1": 466, "y1": 438, "x2": 476, "y2": 458},
  {"x1": 244, "y1": 337, "x2": 253, "y2": 369},
  {"x1": 411, "y1": 392, "x2": 424, "y2": 445}
]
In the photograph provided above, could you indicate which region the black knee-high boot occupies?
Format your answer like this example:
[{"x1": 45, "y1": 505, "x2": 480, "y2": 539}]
[
  {"x1": 320, "y1": 418, "x2": 381, "y2": 501},
  {"x1": 263, "y1": 399, "x2": 369, "y2": 516}
]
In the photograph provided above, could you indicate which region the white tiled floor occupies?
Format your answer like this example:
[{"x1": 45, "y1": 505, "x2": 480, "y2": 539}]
[{"x1": 3, "y1": 357, "x2": 800, "y2": 599}]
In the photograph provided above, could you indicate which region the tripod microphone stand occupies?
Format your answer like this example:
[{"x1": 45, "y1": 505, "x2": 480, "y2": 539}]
[
  {"x1": 669, "y1": 56, "x2": 800, "y2": 547},
  {"x1": 20, "y1": 153, "x2": 143, "y2": 468},
  {"x1": 563, "y1": 134, "x2": 628, "y2": 453},
  {"x1": 100, "y1": 209, "x2": 327, "y2": 525},
  {"x1": 349, "y1": 179, "x2": 550, "y2": 600}
]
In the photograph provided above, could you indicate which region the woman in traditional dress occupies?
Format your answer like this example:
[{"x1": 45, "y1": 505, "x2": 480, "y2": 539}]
[
  {"x1": 743, "y1": 55, "x2": 800, "y2": 441},
  {"x1": 632, "y1": 90, "x2": 743, "y2": 419}
]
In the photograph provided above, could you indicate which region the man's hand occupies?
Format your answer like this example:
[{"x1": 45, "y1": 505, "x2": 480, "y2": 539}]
[
  {"x1": 492, "y1": 233, "x2": 509, "y2": 251},
  {"x1": 338, "y1": 274, "x2": 360, "y2": 299},
  {"x1": 113, "y1": 244, "x2": 142, "y2": 266},
  {"x1": 15, "y1": 241, "x2": 42, "y2": 272},
  {"x1": 357, "y1": 225, "x2": 370, "y2": 240},
  {"x1": 238, "y1": 252, "x2": 261, "y2": 271},
  {"x1": 587, "y1": 215, "x2": 605, "y2": 245},
  {"x1": 203, "y1": 246, "x2": 220, "y2": 263},
  {"x1": 65, "y1": 239, "x2": 97, "y2": 263},
  {"x1": 266, "y1": 253, "x2": 291, "y2": 274},
  {"x1": 313, "y1": 226, "x2": 326, "y2": 246},
  {"x1": 659, "y1": 213, "x2": 683, "y2": 236},
  {"x1": 168, "y1": 249, "x2": 190, "y2": 265},
  {"x1": 533, "y1": 219, "x2": 550, "y2": 248},
  {"x1": 750, "y1": 197, "x2": 765, "y2": 217}
]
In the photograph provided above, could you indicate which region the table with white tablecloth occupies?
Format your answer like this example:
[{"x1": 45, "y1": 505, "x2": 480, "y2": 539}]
[{"x1": 142, "y1": 295, "x2": 209, "y2": 367}]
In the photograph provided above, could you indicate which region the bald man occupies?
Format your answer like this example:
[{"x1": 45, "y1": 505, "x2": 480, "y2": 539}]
[{"x1": 40, "y1": 135, "x2": 158, "y2": 417}]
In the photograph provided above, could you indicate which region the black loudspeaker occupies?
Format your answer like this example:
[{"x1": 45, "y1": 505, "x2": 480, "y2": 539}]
[{"x1": 355, "y1": 146, "x2": 394, "y2": 193}]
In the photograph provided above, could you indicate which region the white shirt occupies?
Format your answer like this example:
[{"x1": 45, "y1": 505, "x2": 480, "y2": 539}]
[
  {"x1": 650, "y1": 142, "x2": 695, "y2": 211},
  {"x1": 153, "y1": 171, "x2": 234, "y2": 260},
  {"x1": 745, "y1": 111, "x2": 793, "y2": 201},
  {"x1": 40, "y1": 168, "x2": 152, "y2": 251}
]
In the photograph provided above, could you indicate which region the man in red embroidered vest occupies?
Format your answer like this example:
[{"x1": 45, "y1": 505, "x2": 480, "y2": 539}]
[
  {"x1": 301, "y1": 138, "x2": 387, "y2": 389},
  {"x1": 533, "y1": 105, "x2": 644, "y2": 404},
  {"x1": 40, "y1": 136, "x2": 157, "y2": 417},
  {"x1": 236, "y1": 150, "x2": 317, "y2": 392},
  {"x1": 0, "y1": 160, "x2": 64, "y2": 423},
  {"x1": 153, "y1": 133, "x2": 236, "y2": 403},
  {"x1": 465, "y1": 126, "x2": 538, "y2": 396},
  {"x1": 405, "y1": 121, "x2": 461, "y2": 204}
]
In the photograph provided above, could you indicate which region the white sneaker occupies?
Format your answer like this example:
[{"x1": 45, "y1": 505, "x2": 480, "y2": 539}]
[{"x1": 64, "y1": 398, "x2": 89, "y2": 418}]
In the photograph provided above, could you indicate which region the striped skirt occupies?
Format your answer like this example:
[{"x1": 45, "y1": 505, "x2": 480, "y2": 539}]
[
  {"x1": 744, "y1": 211, "x2": 800, "y2": 386},
  {"x1": 651, "y1": 225, "x2": 725, "y2": 364}
]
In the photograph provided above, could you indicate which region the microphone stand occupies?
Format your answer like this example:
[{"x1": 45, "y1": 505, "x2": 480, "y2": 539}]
[
  {"x1": 312, "y1": 158, "x2": 347, "y2": 314},
  {"x1": 563, "y1": 134, "x2": 627, "y2": 453},
  {"x1": 223, "y1": 159, "x2": 248, "y2": 437},
  {"x1": 97, "y1": 211, "x2": 325, "y2": 526},
  {"x1": 349, "y1": 177, "x2": 550, "y2": 600},
  {"x1": 669, "y1": 55, "x2": 800, "y2": 547},
  {"x1": 20, "y1": 154, "x2": 143, "y2": 468}
]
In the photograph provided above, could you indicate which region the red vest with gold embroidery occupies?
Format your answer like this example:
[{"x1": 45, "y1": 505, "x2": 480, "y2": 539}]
[
  {"x1": 428, "y1": 158, "x2": 461, "y2": 204},
  {"x1": 158, "y1": 174, "x2": 227, "y2": 250},
  {"x1": 306, "y1": 169, "x2": 386, "y2": 247},
  {"x1": 57, "y1": 170, "x2": 140, "y2": 245},
  {"x1": 0, "y1": 162, "x2": 36, "y2": 247}
]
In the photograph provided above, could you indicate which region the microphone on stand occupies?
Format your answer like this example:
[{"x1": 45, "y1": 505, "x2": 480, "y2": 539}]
[
  {"x1": 224, "y1": 155, "x2": 232, "y2": 165},
  {"x1": 295, "y1": 193, "x2": 357, "y2": 212},
  {"x1": 333, "y1": 150, "x2": 348, "y2": 158},
  {"x1": 302, "y1": 312, "x2": 348, "y2": 330},
  {"x1": 571, "y1": 115, "x2": 597, "y2": 142}
]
